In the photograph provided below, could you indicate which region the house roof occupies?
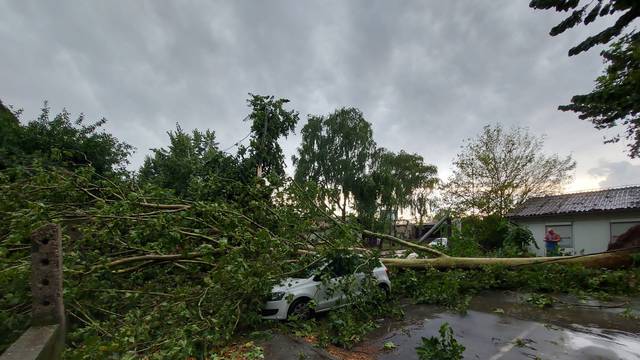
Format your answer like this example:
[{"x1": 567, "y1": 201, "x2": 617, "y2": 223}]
[{"x1": 507, "y1": 186, "x2": 640, "y2": 218}]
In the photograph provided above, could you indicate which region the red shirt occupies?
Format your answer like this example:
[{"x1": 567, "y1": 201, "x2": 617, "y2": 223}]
[{"x1": 544, "y1": 232, "x2": 561, "y2": 243}]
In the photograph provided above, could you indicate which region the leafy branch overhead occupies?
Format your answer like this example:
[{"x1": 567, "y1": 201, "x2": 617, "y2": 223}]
[
  {"x1": 530, "y1": 0, "x2": 640, "y2": 157},
  {"x1": 530, "y1": 0, "x2": 639, "y2": 56},
  {"x1": 559, "y1": 33, "x2": 640, "y2": 157}
]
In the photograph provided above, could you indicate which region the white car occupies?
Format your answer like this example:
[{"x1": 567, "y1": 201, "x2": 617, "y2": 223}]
[
  {"x1": 262, "y1": 255, "x2": 391, "y2": 320},
  {"x1": 429, "y1": 237, "x2": 448, "y2": 248}
]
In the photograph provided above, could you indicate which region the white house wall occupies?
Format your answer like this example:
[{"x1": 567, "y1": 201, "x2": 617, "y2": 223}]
[{"x1": 513, "y1": 211, "x2": 640, "y2": 256}]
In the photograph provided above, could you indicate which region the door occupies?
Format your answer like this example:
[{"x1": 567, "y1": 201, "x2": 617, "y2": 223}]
[{"x1": 313, "y1": 256, "x2": 358, "y2": 310}]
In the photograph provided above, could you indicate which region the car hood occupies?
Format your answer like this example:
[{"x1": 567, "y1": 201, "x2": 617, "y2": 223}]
[{"x1": 272, "y1": 277, "x2": 314, "y2": 292}]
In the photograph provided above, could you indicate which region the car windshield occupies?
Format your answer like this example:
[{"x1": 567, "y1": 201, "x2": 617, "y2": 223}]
[
  {"x1": 296, "y1": 255, "x2": 374, "y2": 279},
  {"x1": 297, "y1": 260, "x2": 327, "y2": 278}
]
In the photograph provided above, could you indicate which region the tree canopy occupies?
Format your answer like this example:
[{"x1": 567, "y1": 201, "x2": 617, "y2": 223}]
[
  {"x1": 530, "y1": 0, "x2": 640, "y2": 157},
  {"x1": 560, "y1": 33, "x2": 640, "y2": 157},
  {"x1": 530, "y1": 0, "x2": 638, "y2": 56},
  {"x1": 293, "y1": 107, "x2": 376, "y2": 220},
  {"x1": 362, "y1": 149, "x2": 438, "y2": 230},
  {"x1": 0, "y1": 100, "x2": 132, "y2": 174},
  {"x1": 140, "y1": 94, "x2": 298, "y2": 202},
  {"x1": 294, "y1": 108, "x2": 438, "y2": 228},
  {"x1": 139, "y1": 125, "x2": 239, "y2": 199},
  {"x1": 444, "y1": 124, "x2": 576, "y2": 217},
  {"x1": 240, "y1": 94, "x2": 299, "y2": 179}
]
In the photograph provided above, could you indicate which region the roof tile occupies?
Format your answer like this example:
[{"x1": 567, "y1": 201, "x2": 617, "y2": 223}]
[{"x1": 507, "y1": 186, "x2": 640, "y2": 218}]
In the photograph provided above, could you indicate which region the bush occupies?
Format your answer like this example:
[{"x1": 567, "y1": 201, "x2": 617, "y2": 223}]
[
  {"x1": 448, "y1": 215, "x2": 537, "y2": 257},
  {"x1": 393, "y1": 265, "x2": 640, "y2": 313},
  {"x1": 0, "y1": 101, "x2": 132, "y2": 174}
]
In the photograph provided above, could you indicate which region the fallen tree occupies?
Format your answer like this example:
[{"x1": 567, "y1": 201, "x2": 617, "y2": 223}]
[
  {"x1": 2, "y1": 164, "x2": 638, "y2": 358},
  {"x1": 364, "y1": 230, "x2": 638, "y2": 269},
  {"x1": 381, "y1": 248, "x2": 638, "y2": 269},
  {"x1": 0, "y1": 165, "x2": 343, "y2": 356},
  {"x1": 362, "y1": 229, "x2": 448, "y2": 257},
  {"x1": 3, "y1": 99, "x2": 637, "y2": 359}
]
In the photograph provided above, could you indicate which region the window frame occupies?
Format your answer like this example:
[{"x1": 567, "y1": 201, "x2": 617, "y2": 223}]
[{"x1": 609, "y1": 221, "x2": 640, "y2": 245}]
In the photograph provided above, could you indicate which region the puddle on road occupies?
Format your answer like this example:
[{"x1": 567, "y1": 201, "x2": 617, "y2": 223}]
[
  {"x1": 564, "y1": 326, "x2": 640, "y2": 360},
  {"x1": 468, "y1": 291, "x2": 640, "y2": 334},
  {"x1": 364, "y1": 292, "x2": 640, "y2": 360}
]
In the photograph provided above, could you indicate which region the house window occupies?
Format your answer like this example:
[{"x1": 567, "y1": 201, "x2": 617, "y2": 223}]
[
  {"x1": 545, "y1": 224, "x2": 573, "y2": 248},
  {"x1": 610, "y1": 221, "x2": 640, "y2": 244}
]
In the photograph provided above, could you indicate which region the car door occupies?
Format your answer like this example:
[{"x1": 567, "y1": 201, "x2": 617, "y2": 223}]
[
  {"x1": 333, "y1": 256, "x2": 362, "y2": 307},
  {"x1": 313, "y1": 257, "x2": 353, "y2": 310}
]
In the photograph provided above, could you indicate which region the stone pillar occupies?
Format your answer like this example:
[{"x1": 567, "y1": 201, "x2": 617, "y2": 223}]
[
  {"x1": 0, "y1": 224, "x2": 66, "y2": 360},
  {"x1": 30, "y1": 224, "x2": 65, "y2": 327}
]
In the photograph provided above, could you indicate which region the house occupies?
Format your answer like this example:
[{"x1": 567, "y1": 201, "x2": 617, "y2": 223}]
[{"x1": 507, "y1": 186, "x2": 640, "y2": 256}]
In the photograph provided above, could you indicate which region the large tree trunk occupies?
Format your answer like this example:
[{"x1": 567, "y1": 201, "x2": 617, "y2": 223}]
[
  {"x1": 362, "y1": 230, "x2": 448, "y2": 258},
  {"x1": 381, "y1": 248, "x2": 638, "y2": 269},
  {"x1": 364, "y1": 230, "x2": 638, "y2": 270}
]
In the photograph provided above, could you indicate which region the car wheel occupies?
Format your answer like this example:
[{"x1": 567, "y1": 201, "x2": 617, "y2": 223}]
[{"x1": 287, "y1": 298, "x2": 312, "y2": 320}]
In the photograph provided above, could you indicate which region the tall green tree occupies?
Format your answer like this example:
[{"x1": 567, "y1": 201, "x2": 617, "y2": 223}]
[
  {"x1": 294, "y1": 109, "x2": 438, "y2": 228},
  {"x1": 293, "y1": 107, "x2": 376, "y2": 220},
  {"x1": 444, "y1": 124, "x2": 576, "y2": 217},
  {"x1": 240, "y1": 94, "x2": 299, "y2": 179},
  {"x1": 139, "y1": 125, "x2": 236, "y2": 198},
  {"x1": 530, "y1": 0, "x2": 640, "y2": 157},
  {"x1": 369, "y1": 149, "x2": 438, "y2": 226},
  {"x1": 0, "y1": 100, "x2": 132, "y2": 174},
  {"x1": 411, "y1": 183, "x2": 440, "y2": 225},
  {"x1": 0, "y1": 100, "x2": 23, "y2": 168}
]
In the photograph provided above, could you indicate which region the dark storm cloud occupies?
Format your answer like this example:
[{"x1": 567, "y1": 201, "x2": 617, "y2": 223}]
[{"x1": 1, "y1": 0, "x2": 638, "y2": 188}]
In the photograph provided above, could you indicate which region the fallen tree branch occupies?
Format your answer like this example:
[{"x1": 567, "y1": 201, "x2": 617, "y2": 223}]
[
  {"x1": 176, "y1": 259, "x2": 216, "y2": 267},
  {"x1": 133, "y1": 208, "x2": 192, "y2": 217},
  {"x1": 107, "y1": 252, "x2": 203, "y2": 267},
  {"x1": 362, "y1": 230, "x2": 448, "y2": 258},
  {"x1": 87, "y1": 288, "x2": 175, "y2": 297},
  {"x1": 113, "y1": 260, "x2": 156, "y2": 274},
  {"x1": 138, "y1": 202, "x2": 191, "y2": 210},
  {"x1": 177, "y1": 230, "x2": 219, "y2": 242},
  {"x1": 276, "y1": 256, "x2": 325, "y2": 279}
]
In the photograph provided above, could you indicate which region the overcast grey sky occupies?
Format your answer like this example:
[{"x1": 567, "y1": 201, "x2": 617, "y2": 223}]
[{"x1": 1, "y1": 0, "x2": 639, "y2": 191}]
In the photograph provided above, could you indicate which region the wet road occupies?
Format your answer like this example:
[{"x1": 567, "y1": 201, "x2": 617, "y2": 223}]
[
  {"x1": 262, "y1": 292, "x2": 640, "y2": 359},
  {"x1": 369, "y1": 292, "x2": 640, "y2": 360}
]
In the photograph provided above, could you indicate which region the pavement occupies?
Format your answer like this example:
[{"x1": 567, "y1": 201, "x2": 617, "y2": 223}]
[
  {"x1": 261, "y1": 333, "x2": 335, "y2": 359},
  {"x1": 262, "y1": 291, "x2": 640, "y2": 359},
  {"x1": 371, "y1": 310, "x2": 639, "y2": 359}
]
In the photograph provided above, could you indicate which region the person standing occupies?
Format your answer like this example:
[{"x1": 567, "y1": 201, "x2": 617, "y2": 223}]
[{"x1": 544, "y1": 228, "x2": 561, "y2": 256}]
